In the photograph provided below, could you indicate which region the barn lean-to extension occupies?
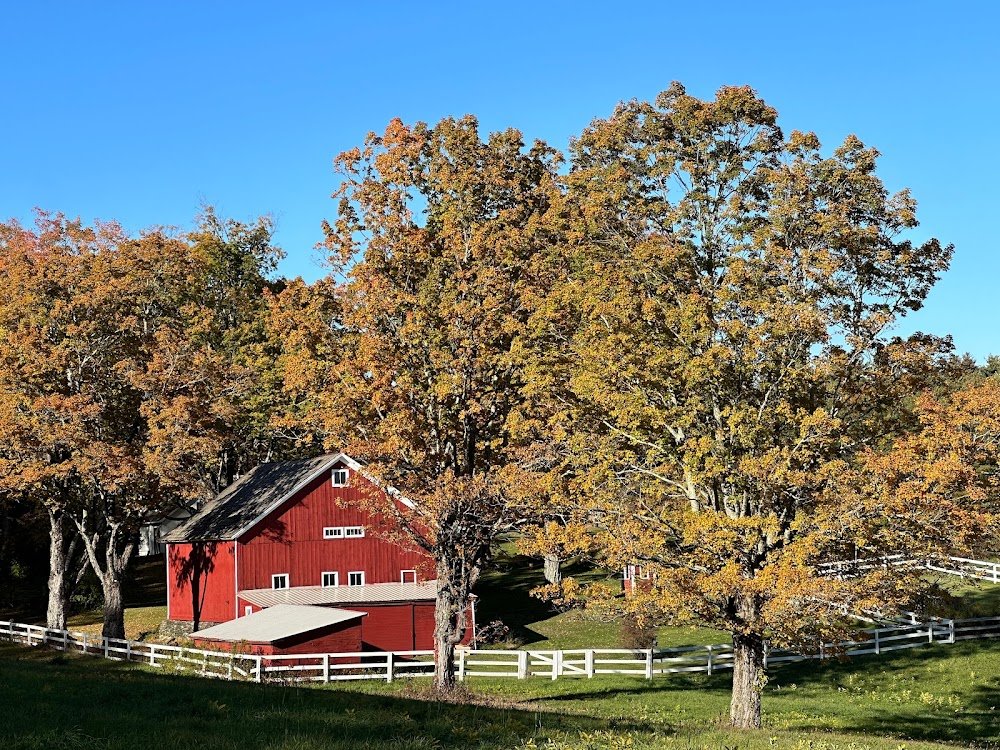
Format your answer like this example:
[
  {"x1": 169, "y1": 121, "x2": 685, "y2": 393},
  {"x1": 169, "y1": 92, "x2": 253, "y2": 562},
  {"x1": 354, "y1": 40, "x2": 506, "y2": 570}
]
[{"x1": 162, "y1": 453, "x2": 475, "y2": 652}]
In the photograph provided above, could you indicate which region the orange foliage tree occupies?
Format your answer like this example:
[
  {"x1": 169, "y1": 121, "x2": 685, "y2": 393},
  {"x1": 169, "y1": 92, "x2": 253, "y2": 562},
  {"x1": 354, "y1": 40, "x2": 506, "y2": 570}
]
[
  {"x1": 525, "y1": 84, "x2": 988, "y2": 728},
  {"x1": 315, "y1": 115, "x2": 562, "y2": 689},
  {"x1": 0, "y1": 209, "x2": 287, "y2": 637}
]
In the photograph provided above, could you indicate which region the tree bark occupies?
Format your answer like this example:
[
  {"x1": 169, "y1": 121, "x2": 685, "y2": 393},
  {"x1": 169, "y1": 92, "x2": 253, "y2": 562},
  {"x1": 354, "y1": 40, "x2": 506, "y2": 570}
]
[
  {"x1": 730, "y1": 631, "x2": 765, "y2": 729},
  {"x1": 46, "y1": 508, "x2": 68, "y2": 630},
  {"x1": 543, "y1": 553, "x2": 562, "y2": 585},
  {"x1": 432, "y1": 559, "x2": 471, "y2": 691},
  {"x1": 101, "y1": 571, "x2": 126, "y2": 640}
]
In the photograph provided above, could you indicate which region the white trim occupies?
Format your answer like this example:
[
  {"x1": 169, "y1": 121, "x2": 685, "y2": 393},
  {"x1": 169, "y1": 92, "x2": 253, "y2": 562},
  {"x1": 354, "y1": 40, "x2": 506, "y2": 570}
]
[
  {"x1": 347, "y1": 571, "x2": 365, "y2": 587},
  {"x1": 234, "y1": 540, "x2": 239, "y2": 619},
  {"x1": 322, "y1": 571, "x2": 339, "y2": 588},
  {"x1": 344, "y1": 526, "x2": 365, "y2": 539},
  {"x1": 165, "y1": 548, "x2": 171, "y2": 618},
  {"x1": 323, "y1": 526, "x2": 345, "y2": 539},
  {"x1": 331, "y1": 467, "x2": 350, "y2": 487},
  {"x1": 400, "y1": 569, "x2": 417, "y2": 584},
  {"x1": 272, "y1": 573, "x2": 289, "y2": 590}
]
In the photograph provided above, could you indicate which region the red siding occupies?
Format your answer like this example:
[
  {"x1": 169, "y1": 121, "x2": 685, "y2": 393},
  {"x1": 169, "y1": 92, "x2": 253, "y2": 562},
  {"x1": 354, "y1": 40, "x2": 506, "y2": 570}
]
[
  {"x1": 237, "y1": 466, "x2": 433, "y2": 591},
  {"x1": 167, "y1": 541, "x2": 236, "y2": 624}
]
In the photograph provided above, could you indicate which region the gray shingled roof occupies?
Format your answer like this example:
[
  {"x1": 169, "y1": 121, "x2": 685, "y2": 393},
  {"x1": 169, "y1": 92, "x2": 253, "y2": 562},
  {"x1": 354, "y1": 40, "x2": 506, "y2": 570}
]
[
  {"x1": 162, "y1": 454, "x2": 352, "y2": 542},
  {"x1": 240, "y1": 581, "x2": 438, "y2": 608},
  {"x1": 191, "y1": 604, "x2": 365, "y2": 643}
]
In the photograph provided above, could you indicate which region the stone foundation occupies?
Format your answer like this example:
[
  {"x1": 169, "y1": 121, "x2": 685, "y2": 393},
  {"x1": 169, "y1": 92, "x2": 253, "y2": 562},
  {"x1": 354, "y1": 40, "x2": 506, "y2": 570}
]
[{"x1": 158, "y1": 619, "x2": 221, "y2": 638}]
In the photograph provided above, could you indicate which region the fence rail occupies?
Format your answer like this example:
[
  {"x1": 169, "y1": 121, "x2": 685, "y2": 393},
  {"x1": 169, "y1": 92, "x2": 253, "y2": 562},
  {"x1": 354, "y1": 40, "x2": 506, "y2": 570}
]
[
  {"x1": 4, "y1": 615, "x2": 1000, "y2": 685},
  {"x1": 818, "y1": 554, "x2": 1000, "y2": 583}
]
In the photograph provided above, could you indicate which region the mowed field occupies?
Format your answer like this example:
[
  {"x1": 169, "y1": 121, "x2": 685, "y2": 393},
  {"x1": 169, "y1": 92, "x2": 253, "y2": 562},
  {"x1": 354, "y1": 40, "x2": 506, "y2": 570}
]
[
  {"x1": 4, "y1": 638, "x2": 1000, "y2": 750},
  {"x1": 6, "y1": 550, "x2": 1000, "y2": 749}
]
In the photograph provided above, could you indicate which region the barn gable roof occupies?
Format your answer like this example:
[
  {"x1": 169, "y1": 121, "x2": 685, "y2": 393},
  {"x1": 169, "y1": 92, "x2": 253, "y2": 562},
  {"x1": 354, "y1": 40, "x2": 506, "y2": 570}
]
[
  {"x1": 191, "y1": 604, "x2": 365, "y2": 644},
  {"x1": 161, "y1": 453, "x2": 361, "y2": 543}
]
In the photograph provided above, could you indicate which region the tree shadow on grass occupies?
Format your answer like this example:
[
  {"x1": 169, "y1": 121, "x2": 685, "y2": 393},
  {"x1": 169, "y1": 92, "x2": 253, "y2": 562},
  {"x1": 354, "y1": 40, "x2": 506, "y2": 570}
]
[
  {"x1": 0, "y1": 643, "x2": 608, "y2": 750},
  {"x1": 474, "y1": 552, "x2": 563, "y2": 646}
]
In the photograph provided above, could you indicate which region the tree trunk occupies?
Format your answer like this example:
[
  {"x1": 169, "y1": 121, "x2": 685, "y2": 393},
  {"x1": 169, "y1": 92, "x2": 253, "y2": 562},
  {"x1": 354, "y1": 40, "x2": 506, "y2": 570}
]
[
  {"x1": 432, "y1": 556, "x2": 474, "y2": 691},
  {"x1": 730, "y1": 631, "x2": 765, "y2": 729},
  {"x1": 543, "y1": 553, "x2": 562, "y2": 585},
  {"x1": 101, "y1": 571, "x2": 126, "y2": 640},
  {"x1": 433, "y1": 579, "x2": 458, "y2": 690},
  {"x1": 46, "y1": 508, "x2": 68, "y2": 630}
]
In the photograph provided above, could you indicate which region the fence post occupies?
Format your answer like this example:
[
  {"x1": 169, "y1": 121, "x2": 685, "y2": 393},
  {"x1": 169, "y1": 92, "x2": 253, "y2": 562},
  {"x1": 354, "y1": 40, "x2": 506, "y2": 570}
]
[
  {"x1": 518, "y1": 650, "x2": 528, "y2": 679},
  {"x1": 323, "y1": 654, "x2": 330, "y2": 684},
  {"x1": 706, "y1": 645, "x2": 714, "y2": 675},
  {"x1": 386, "y1": 652, "x2": 394, "y2": 683},
  {"x1": 458, "y1": 648, "x2": 466, "y2": 682},
  {"x1": 103, "y1": 637, "x2": 109, "y2": 659},
  {"x1": 149, "y1": 644, "x2": 156, "y2": 666},
  {"x1": 62, "y1": 630, "x2": 68, "y2": 651},
  {"x1": 819, "y1": 642, "x2": 825, "y2": 660},
  {"x1": 764, "y1": 644, "x2": 770, "y2": 669},
  {"x1": 126, "y1": 640, "x2": 132, "y2": 662},
  {"x1": 874, "y1": 630, "x2": 880, "y2": 655},
  {"x1": 928, "y1": 624, "x2": 934, "y2": 644},
  {"x1": 585, "y1": 649, "x2": 594, "y2": 679},
  {"x1": 552, "y1": 650, "x2": 561, "y2": 680},
  {"x1": 993, "y1": 564, "x2": 998, "y2": 584},
  {"x1": 645, "y1": 649, "x2": 653, "y2": 680},
  {"x1": 82, "y1": 634, "x2": 88, "y2": 654},
  {"x1": 255, "y1": 655, "x2": 263, "y2": 683},
  {"x1": 948, "y1": 619, "x2": 956, "y2": 644}
]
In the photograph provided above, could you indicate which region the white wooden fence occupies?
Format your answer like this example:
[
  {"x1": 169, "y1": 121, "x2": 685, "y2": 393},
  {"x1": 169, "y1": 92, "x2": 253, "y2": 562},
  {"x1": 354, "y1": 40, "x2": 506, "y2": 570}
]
[
  {"x1": 4, "y1": 615, "x2": 1000, "y2": 684},
  {"x1": 818, "y1": 554, "x2": 1000, "y2": 583}
]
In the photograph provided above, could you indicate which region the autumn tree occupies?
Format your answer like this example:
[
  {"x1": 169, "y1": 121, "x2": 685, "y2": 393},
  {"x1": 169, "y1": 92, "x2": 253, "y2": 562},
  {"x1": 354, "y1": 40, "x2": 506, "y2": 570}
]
[
  {"x1": 0, "y1": 213, "x2": 159, "y2": 633},
  {"x1": 0, "y1": 209, "x2": 287, "y2": 638},
  {"x1": 529, "y1": 83, "x2": 983, "y2": 728},
  {"x1": 318, "y1": 116, "x2": 562, "y2": 689}
]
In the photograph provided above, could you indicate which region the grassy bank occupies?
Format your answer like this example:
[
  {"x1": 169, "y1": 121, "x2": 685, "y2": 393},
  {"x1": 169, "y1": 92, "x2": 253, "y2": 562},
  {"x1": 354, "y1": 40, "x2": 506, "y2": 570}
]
[{"x1": 4, "y1": 636, "x2": 1000, "y2": 749}]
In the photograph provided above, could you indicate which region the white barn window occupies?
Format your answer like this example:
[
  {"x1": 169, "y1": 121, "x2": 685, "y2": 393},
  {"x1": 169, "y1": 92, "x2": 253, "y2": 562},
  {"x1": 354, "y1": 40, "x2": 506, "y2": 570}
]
[
  {"x1": 323, "y1": 527, "x2": 344, "y2": 539},
  {"x1": 348, "y1": 571, "x2": 365, "y2": 586},
  {"x1": 344, "y1": 526, "x2": 365, "y2": 538},
  {"x1": 331, "y1": 468, "x2": 350, "y2": 487},
  {"x1": 322, "y1": 571, "x2": 339, "y2": 587},
  {"x1": 272, "y1": 574, "x2": 289, "y2": 589},
  {"x1": 400, "y1": 570, "x2": 417, "y2": 584}
]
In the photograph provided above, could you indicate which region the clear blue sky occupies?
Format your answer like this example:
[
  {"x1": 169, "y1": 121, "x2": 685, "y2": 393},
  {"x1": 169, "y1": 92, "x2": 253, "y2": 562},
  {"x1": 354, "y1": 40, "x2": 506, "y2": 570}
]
[{"x1": 2, "y1": 1, "x2": 997, "y2": 359}]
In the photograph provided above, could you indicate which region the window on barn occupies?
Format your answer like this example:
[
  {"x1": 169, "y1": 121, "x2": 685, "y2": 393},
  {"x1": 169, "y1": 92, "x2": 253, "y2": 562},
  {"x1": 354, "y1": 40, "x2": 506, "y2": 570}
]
[
  {"x1": 323, "y1": 526, "x2": 344, "y2": 539},
  {"x1": 244, "y1": 606, "x2": 253, "y2": 617},
  {"x1": 400, "y1": 570, "x2": 417, "y2": 584},
  {"x1": 272, "y1": 574, "x2": 289, "y2": 589},
  {"x1": 348, "y1": 571, "x2": 365, "y2": 586},
  {"x1": 331, "y1": 468, "x2": 350, "y2": 487},
  {"x1": 322, "y1": 571, "x2": 339, "y2": 588},
  {"x1": 344, "y1": 526, "x2": 365, "y2": 538}
]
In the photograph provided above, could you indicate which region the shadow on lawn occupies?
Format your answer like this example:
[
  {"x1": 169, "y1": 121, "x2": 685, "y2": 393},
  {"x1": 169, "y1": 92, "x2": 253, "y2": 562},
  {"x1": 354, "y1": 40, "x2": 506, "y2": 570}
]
[
  {"x1": 474, "y1": 552, "x2": 564, "y2": 646},
  {"x1": 0, "y1": 643, "x2": 608, "y2": 750},
  {"x1": 765, "y1": 640, "x2": 1000, "y2": 745}
]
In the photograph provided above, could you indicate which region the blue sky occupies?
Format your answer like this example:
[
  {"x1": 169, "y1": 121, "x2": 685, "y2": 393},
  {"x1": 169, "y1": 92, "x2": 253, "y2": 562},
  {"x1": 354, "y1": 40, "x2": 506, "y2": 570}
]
[{"x1": 2, "y1": 1, "x2": 997, "y2": 359}]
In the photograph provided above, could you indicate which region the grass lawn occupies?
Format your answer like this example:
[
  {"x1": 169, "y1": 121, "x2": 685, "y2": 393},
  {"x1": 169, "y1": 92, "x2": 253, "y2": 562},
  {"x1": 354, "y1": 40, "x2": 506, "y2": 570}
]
[
  {"x1": 473, "y1": 549, "x2": 729, "y2": 650},
  {"x1": 4, "y1": 637, "x2": 1000, "y2": 749}
]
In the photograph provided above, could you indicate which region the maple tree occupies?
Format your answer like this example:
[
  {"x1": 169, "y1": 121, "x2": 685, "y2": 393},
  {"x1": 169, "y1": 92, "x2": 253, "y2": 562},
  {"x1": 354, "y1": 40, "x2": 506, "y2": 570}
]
[
  {"x1": 317, "y1": 115, "x2": 561, "y2": 689},
  {"x1": 0, "y1": 209, "x2": 287, "y2": 638},
  {"x1": 0, "y1": 214, "x2": 176, "y2": 634},
  {"x1": 526, "y1": 83, "x2": 989, "y2": 728}
]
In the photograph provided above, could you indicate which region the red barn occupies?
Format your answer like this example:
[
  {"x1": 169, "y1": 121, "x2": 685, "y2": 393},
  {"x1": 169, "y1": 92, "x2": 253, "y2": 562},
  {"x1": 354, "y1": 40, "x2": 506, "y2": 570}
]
[{"x1": 162, "y1": 453, "x2": 474, "y2": 652}]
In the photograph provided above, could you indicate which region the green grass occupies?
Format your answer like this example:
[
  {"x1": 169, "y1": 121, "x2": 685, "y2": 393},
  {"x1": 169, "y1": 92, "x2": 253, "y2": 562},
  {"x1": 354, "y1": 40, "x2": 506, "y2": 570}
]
[
  {"x1": 5, "y1": 638, "x2": 1000, "y2": 749},
  {"x1": 7, "y1": 547, "x2": 1000, "y2": 749},
  {"x1": 474, "y1": 549, "x2": 729, "y2": 650}
]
